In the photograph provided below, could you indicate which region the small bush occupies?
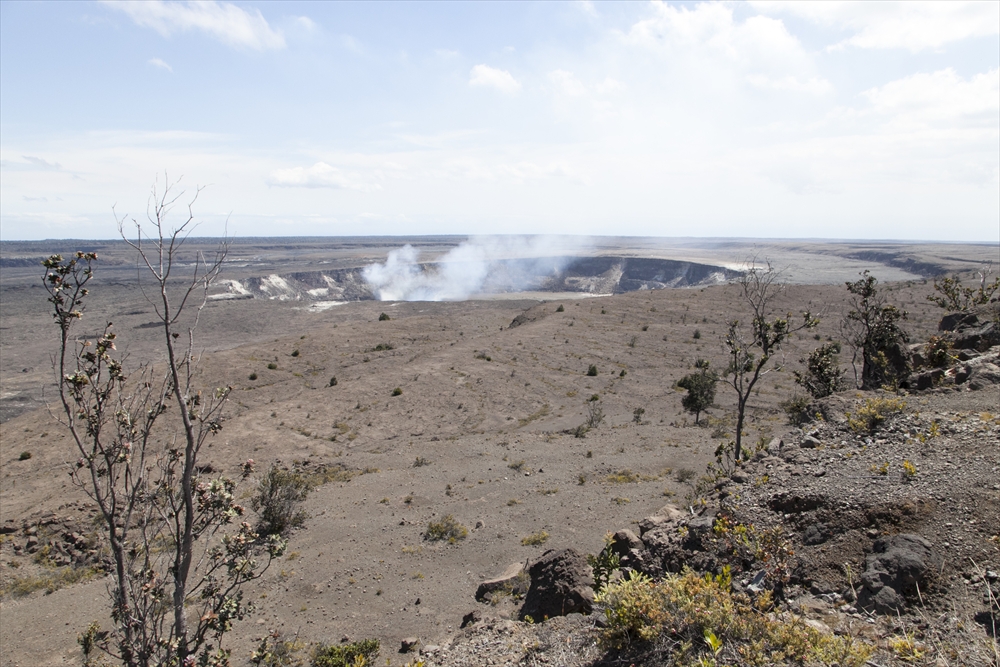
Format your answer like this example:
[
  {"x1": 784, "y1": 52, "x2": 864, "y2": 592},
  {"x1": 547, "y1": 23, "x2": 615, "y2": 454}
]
[
  {"x1": 633, "y1": 407, "x2": 645, "y2": 424},
  {"x1": 249, "y1": 372, "x2": 258, "y2": 381},
  {"x1": 424, "y1": 515, "x2": 468, "y2": 543},
  {"x1": 780, "y1": 394, "x2": 812, "y2": 426},
  {"x1": 588, "y1": 534, "x2": 621, "y2": 592},
  {"x1": 267, "y1": 363, "x2": 278, "y2": 370},
  {"x1": 586, "y1": 364, "x2": 598, "y2": 376},
  {"x1": 795, "y1": 342, "x2": 845, "y2": 398},
  {"x1": 251, "y1": 465, "x2": 310, "y2": 537},
  {"x1": 18, "y1": 451, "x2": 31, "y2": 461},
  {"x1": 413, "y1": 456, "x2": 431, "y2": 467},
  {"x1": 328, "y1": 376, "x2": 337, "y2": 387},
  {"x1": 924, "y1": 335, "x2": 952, "y2": 368},
  {"x1": 378, "y1": 312, "x2": 390, "y2": 321},
  {"x1": 291, "y1": 350, "x2": 299, "y2": 357},
  {"x1": 556, "y1": 304, "x2": 565, "y2": 312},
  {"x1": 391, "y1": 387, "x2": 403, "y2": 396},
  {"x1": 507, "y1": 459, "x2": 526, "y2": 471},
  {"x1": 250, "y1": 631, "x2": 306, "y2": 667},
  {"x1": 846, "y1": 396, "x2": 907, "y2": 435},
  {"x1": 312, "y1": 638, "x2": 380, "y2": 667},
  {"x1": 521, "y1": 531, "x2": 549, "y2": 546},
  {"x1": 586, "y1": 402, "x2": 605, "y2": 429},
  {"x1": 692, "y1": 329, "x2": 701, "y2": 339},
  {"x1": 595, "y1": 569, "x2": 872, "y2": 665},
  {"x1": 371, "y1": 342, "x2": 394, "y2": 352}
]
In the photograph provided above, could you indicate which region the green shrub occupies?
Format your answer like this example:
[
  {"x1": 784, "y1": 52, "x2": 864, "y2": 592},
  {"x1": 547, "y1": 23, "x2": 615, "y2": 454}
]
[
  {"x1": 632, "y1": 407, "x2": 645, "y2": 424},
  {"x1": 267, "y1": 363, "x2": 278, "y2": 370},
  {"x1": 18, "y1": 451, "x2": 31, "y2": 461},
  {"x1": 595, "y1": 569, "x2": 872, "y2": 665},
  {"x1": 780, "y1": 394, "x2": 812, "y2": 426},
  {"x1": 587, "y1": 364, "x2": 598, "y2": 376},
  {"x1": 251, "y1": 465, "x2": 310, "y2": 537},
  {"x1": 795, "y1": 342, "x2": 845, "y2": 398},
  {"x1": 391, "y1": 387, "x2": 403, "y2": 396},
  {"x1": 924, "y1": 335, "x2": 952, "y2": 368},
  {"x1": 249, "y1": 372, "x2": 258, "y2": 381},
  {"x1": 677, "y1": 360, "x2": 717, "y2": 425},
  {"x1": 587, "y1": 533, "x2": 621, "y2": 592},
  {"x1": 692, "y1": 329, "x2": 701, "y2": 339},
  {"x1": 413, "y1": 456, "x2": 430, "y2": 467},
  {"x1": 556, "y1": 304, "x2": 565, "y2": 312},
  {"x1": 312, "y1": 638, "x2": 380, "y2": 667},
  {"x1": 424, "y1": 515, "x2": 468, "y2": 543},
  {"x1": 846, "y1": 396, "x2": 907, "y2": 435},
  {"x1": 291, "y1": 349, "x2": 299, "y2": 357},
  {"x1": 378, "y1": 312, "x2": 390, "y2": 321},
  {"x1": 328, "y1": 376, "x2": 337, "y2": 387}
]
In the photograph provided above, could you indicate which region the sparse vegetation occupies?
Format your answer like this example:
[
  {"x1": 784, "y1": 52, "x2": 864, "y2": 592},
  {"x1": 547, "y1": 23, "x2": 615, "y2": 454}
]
[
  {"x1": 595, "y1": 569, "x2": 872, "y2": 665},
  {"x1": 311, "y1": 638, "x2": 380, "y2": 667},
  {"x1": 725, "y1": 258, "x2": 818, "y2": 461},
  {"x1": 846, "y1": 396, "x2": 907, "y2": 435},
  {"x1": 44, "y1": 192, "x2": 286, "y2": 667},
  {"x1": 424, "y1": 515, "x2": 468, "y2": 543},
  {"x1": 249, "y1": 372, "x2": 258, "y2": 380},
  {"x1": 413, "y1": 456, "x2": 431, "y2": 467},
  {"x1": 795, "y1": 342, "x2": 845, "y2": 398},
  {"x1": 391, "y1": 387, "x2": 403, "y2": 396},
  {"x1": 780, "y1": 394, "x2": 813, "y2": 426},
  {"x1": 521, "y1": 531, "x2": 549, "y2": 546},
  {"x1": 587, "y1": 364, "x2": 598, "y2": 376},
  {"x1": 556, "y1": 304, "x2": 565, "y2": 312},
  {"x1": 328, "y1": 376, "x2": 338, "y2": 387},
  {"x1": 842, "y1": 271, "x2": 909, "y2": 390},
  {"x1": 677, "y1": 359, "x2": 717, "y2": 425},
  {"x1": 267, "y1": 362, "x2": 278, "y2": 370},
  {"x1": 927, "y1": 264, "x2": 999, "y2": 311},
  {"x1": 251, "y1": 465, "x2": 310, "y2": 537},
  {"x1": 18, "y1": 451, "x2": 31, "y2": 461},
  {"x1": 378, "y1": 312, "x2": 390, "y2": 321}
]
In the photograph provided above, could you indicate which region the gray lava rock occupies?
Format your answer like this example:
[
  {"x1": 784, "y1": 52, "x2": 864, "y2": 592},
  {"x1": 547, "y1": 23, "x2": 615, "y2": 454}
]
[
  {"x1": 475, "y1": 561, "x2": 529, "y2": 602},
  {"x1": 802, "y1": 523, "x2": 830, "y2": 546},
  {"x1": 519, "y1": 548, "x2": 594, "y2": 621},
  {"x1": 857, "y1": 533, "x2": 936, "y2": 614},
  {"x1": 610, "y1": 529, "x2": 643, "y2": 557}
]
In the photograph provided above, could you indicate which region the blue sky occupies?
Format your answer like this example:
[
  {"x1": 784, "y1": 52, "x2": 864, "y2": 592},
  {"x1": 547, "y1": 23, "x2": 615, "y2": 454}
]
[{"x1": 1, "y1": 1, "x2": 997, "y2": 241}]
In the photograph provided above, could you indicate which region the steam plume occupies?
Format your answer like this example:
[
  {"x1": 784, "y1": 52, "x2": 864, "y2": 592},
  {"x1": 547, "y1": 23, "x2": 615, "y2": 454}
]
[{"x1": 362, "y1": 236, "x2": 592, "y2": 301}]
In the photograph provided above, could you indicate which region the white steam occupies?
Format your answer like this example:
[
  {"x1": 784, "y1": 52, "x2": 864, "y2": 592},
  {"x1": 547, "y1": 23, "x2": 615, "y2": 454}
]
[{"x1": 362, "y1": 236, "x2": 592, "y2": 301}]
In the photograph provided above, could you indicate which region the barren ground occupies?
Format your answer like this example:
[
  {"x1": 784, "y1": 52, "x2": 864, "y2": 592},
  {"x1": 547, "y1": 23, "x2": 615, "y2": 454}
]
[{"x1": 0, "y1": 237, "x2": 997, "y2": 666}]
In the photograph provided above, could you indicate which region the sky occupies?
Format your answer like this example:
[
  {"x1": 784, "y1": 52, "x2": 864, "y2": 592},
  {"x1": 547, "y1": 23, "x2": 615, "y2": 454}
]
[{"x1": 0, "y1": 1, "x2": 998, "y2": 242}]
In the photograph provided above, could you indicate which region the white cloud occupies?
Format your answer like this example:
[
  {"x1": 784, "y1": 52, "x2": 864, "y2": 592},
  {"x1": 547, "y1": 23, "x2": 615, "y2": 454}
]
[
  {"x1": 624, "y1": 2, "x2": 831, "y2": 95},
  {"x1": 747, "y1": 74, "x2": 832, "y2": 95},
  {"x1": 104, "y1": 0, "x2": 285, "y2": 51},
  {"x1": 22, "y1": 155, "x2": 63, "y2": 170},
  {"x1": 469, "y1": 64, "x2": 521, "y2": 94},
  {"x1": 863, "y1": 68, "x2": 1000, "y2": 127},
  {"x1": 267, "y1": 162, "x2": 381, "y2": 191},
  {"x1": 752, "y1": 1, "x2": 1000, "y2": 52},
  {"x1": 549, "y1": 69, "x2": 587, "y2": 96},
  {"x1": 148, "y1": 57, "x2": 173, "y2": 72}
]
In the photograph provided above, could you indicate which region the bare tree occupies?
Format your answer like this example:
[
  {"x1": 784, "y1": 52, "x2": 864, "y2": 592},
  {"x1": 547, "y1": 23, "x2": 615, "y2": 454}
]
[
  {"x1": 45, "y1": 180, "x2": 284, "y2": 667},
  {"x1": 724, "y1": 259, "x2": 817, "y2": 463}
]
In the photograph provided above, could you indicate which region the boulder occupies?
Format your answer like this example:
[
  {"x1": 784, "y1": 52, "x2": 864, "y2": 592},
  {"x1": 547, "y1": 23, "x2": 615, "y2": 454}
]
[
  {"x1": 857, "y1": 534, "x2": 936, "y2": 614},
  {"x1": 475, "y1": 561, "x2": 529, "y2": 602},
  {"x1": 519, "y1": 549, "x2": 594, "y2": 621},
  {"x1": 637, "y1": 504, "x2": 685, "y2": 536},
  {"x1": 610, "y1": 529, "x2": 642, "y2": 557}
]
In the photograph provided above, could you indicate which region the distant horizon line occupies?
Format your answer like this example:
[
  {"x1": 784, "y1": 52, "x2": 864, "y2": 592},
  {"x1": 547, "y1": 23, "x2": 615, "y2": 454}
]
[{"x1": 1, "y1": 234, "x2": 998, "y2": 247}]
